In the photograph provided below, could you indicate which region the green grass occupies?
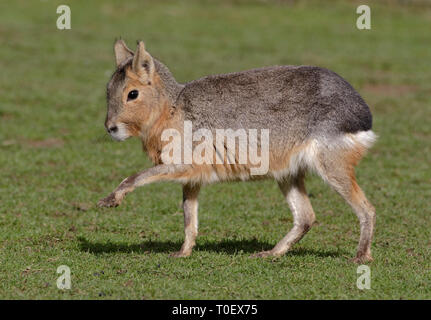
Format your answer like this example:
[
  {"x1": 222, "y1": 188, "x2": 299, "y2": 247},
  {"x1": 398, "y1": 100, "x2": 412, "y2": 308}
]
[{"x1": 0, "y1": 0, "x2": 430, "y2": 299}]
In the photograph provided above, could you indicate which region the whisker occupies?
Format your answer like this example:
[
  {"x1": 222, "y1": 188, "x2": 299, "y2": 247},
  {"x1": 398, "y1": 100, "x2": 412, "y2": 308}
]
[{"x1": 91, "y1": 133, "x2": 113, "y2": 144}]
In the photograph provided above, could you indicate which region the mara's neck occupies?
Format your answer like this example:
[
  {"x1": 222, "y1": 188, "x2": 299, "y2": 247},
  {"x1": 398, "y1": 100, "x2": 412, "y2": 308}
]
[
  {"x1": 153, "y1": 58, "x2": 184, "y2": 104},
  {"x1": 141, "y1": 60, "x2": 184, "y2": 164}
]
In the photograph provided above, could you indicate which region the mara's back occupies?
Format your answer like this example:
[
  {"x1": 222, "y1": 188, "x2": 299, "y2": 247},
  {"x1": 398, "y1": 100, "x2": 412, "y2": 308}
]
[{"x1": 179, "y1": 65, "x2": 372, "y2": 145}]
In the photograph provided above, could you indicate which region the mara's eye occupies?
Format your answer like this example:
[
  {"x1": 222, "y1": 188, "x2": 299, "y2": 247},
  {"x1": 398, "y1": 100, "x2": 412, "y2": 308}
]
[{"x1": 127, "y1": 90, "x2": 139, "y2": 101}]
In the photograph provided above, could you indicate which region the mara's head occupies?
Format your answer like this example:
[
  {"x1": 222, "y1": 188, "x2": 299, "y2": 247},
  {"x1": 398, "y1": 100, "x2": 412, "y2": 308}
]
[{"x1": 105, "y1": 40, "x2": 165, "y2": 141}]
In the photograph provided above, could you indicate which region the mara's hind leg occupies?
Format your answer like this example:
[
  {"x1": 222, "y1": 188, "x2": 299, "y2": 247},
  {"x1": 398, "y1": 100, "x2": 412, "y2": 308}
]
[
  {"x1": 316, "y1": 152, "x2": 376, "y2": 263},
  {"x1": 253, "y1": 173, "x2": 316, "y2": 257}
]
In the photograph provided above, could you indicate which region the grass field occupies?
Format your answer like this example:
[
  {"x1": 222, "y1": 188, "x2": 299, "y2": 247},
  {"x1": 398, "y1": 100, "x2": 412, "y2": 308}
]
[{"x1": 0, "y1": 0, "x2": 430, "y2": 299}]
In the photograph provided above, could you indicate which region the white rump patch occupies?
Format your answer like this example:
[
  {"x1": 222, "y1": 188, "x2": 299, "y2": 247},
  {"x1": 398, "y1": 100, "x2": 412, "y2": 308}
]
[
  {"x1": 272, "y1": 130, "x2": 377, "y2": 180},
  {"x1": 349, "y1": 130, "x2": 377, "y2": 149}
]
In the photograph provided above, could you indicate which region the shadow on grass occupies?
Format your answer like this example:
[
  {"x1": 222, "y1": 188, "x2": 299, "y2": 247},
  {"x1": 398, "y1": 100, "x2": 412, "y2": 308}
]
[{"x1": 77, "y1": 236, "x2": 345, "y2": 258}]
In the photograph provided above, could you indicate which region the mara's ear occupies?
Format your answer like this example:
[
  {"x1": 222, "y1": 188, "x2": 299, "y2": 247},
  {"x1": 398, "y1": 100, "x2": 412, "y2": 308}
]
[
  {"x1": 132, "y1": 41, "x2": 155, "y2": 84},
  {"x1": 114, "y1": 39, "x2": 133, "y2": 67}
]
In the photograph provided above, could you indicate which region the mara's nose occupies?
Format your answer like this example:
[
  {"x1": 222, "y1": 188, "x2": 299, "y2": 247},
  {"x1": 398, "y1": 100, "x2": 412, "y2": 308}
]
[{"x1": 107, "y1": 125, "x2": 118, "y2": 134}]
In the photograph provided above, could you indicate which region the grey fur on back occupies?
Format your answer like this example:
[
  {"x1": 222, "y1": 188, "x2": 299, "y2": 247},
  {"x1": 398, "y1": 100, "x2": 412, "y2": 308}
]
[{"x1": 176, "y1": 65, "x2": 372, "y2": 146}]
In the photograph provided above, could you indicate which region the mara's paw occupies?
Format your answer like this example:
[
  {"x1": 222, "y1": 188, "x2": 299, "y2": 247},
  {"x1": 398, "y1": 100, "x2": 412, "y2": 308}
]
[
  {"x1": 250, "y1": 250, "x2": 280, "y2": 258},
  {"x1": 169, "y1": 250, "x2": 192, "y2": 258},
  {"x1": 351, "y1": 253, "x2": 373, "y2": 264},
  {"x1": 97, "y1": 193, "x2": 121, "y2": 208}
]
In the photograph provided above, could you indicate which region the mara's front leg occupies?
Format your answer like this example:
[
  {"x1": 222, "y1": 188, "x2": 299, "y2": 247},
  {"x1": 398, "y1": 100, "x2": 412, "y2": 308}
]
[
  {"x1": 97, "y1": 164, "x2": 191, "y2": 208},
  {"x1": 170, "y1": 184, "x2": 201, "y2": 258}
]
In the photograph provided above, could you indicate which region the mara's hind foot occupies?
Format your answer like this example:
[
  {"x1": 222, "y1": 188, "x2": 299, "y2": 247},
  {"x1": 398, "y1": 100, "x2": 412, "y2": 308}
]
[
  {"x1": 351, "y1": 251, "x2": 373, "y2": 264},
  {"x1": 169, "y1": 249, "x2": 193, "y2": 258}
]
